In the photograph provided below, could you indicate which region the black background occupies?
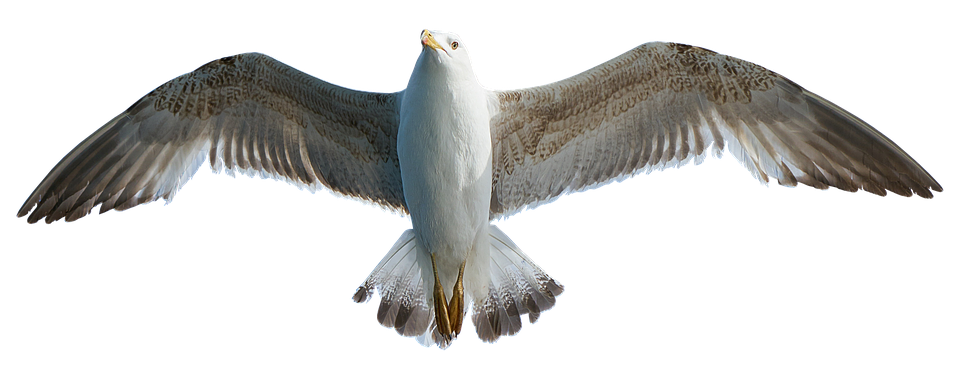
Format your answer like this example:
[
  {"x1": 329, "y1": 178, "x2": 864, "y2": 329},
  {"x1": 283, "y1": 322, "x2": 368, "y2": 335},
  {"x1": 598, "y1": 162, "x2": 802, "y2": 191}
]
[{"x1": 6, "y1": 7, "x2": 955, "y2": 369}]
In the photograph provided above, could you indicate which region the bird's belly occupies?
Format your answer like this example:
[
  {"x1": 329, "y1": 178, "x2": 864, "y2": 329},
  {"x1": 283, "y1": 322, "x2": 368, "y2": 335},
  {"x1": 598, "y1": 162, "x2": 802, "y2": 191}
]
[
  {"x1": 413, "y1": 176, "x2": 487, "y2": 249},
  {"x1": 397, "y1": 104, "x2": 492, "y2": 286},
  {"x1": 399, "y1": 130, "x2": 492, "y2": 261}
]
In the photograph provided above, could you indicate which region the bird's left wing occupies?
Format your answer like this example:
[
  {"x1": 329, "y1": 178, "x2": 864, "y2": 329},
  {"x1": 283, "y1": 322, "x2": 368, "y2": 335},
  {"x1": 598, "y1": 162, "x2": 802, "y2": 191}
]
[
  {"x1": 488, "y1": 42, "x2": 941, "y2": 219},
  {"x1": 19, "y1": 53, "x2": 405, "y2": 223}
]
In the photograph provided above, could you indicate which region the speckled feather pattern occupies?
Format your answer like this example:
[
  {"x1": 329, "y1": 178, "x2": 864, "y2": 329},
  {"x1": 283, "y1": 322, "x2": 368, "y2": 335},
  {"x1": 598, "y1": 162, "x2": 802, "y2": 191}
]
[
  {"x1": 489, "y1": 42, "x2": 941, "y2": 219},
  {"x1": 18, "y1": 53, "x2": 406, "y2": 223}
]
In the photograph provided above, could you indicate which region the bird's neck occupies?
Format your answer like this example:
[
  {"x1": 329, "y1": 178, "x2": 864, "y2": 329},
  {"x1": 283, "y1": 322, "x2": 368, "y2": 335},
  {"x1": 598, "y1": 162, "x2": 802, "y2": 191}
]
[{"x1": 410, "y1": 51, "x2": 483, "y2": 89}]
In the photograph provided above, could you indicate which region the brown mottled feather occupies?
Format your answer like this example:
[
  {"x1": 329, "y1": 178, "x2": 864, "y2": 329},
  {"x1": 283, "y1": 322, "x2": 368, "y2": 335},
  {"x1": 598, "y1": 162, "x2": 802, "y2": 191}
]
[
  {"x1": 489, "y1": 42, "x2": 941, "y2": 219},
  {"x1": 18, "y1": 53, "x2": 406, "y2": 223}
]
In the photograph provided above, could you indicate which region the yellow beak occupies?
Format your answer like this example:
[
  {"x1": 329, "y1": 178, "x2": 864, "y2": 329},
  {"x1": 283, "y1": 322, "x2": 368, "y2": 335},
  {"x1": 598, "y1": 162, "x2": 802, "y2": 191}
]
[{"x1": 421, "y1": 29, "x2": 443, "y2": 51}]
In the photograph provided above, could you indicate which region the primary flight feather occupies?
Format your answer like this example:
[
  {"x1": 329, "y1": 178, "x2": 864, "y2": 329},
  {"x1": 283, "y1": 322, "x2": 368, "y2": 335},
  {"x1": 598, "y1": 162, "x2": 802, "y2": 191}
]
[{"x1": 18, "y1": 29, "x2": 941, "y2": 348}]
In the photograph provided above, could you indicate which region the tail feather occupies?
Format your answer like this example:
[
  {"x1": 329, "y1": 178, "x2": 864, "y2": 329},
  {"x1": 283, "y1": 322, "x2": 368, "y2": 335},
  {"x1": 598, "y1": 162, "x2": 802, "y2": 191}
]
[
  {"x1": 473, "y1": 225, "x2": 563, "y2": 343},
  {"x1": 353, "y1": 230, "x2": 432, "y2": 338}
]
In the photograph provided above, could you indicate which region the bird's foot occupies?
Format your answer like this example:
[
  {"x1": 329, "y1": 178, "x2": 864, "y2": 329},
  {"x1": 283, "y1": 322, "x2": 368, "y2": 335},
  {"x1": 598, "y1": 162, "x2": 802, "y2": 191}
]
[
  {"x1": 430, "y1": 253, "x2": 466, "y2": 341},
  {"x1": 448, "y1": 261, "x2": 465, "y2": 335}
]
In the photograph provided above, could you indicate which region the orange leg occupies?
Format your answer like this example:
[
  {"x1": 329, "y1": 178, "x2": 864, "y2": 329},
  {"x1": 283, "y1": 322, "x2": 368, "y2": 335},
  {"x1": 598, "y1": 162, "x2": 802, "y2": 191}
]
[{"x1": 430, "y1": 254, "x2": 466, "y2": 339}]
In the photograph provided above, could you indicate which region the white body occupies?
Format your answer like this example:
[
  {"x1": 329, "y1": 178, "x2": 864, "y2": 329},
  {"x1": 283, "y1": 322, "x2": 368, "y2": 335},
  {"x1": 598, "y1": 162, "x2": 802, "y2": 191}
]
[{"x1": 397, "y1": 32, "x2": 493, "y2": 307}]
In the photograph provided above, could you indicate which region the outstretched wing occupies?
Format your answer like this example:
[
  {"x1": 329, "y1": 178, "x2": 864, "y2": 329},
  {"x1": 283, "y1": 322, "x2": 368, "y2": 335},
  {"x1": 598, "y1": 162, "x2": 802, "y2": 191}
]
[
  {"x1": 488, "y1": 42, "x2": 942, "y2": 219},
  {"x1": 19, "y1": 53, "x2": 405, "y2": 224}
]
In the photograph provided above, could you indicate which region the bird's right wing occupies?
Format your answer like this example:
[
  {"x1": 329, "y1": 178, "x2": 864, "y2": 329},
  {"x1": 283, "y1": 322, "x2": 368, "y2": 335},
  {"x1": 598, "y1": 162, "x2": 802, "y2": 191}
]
[
  {"x1": 488, "y1": 42, "x2": 941, "y2": 219},
  {"x1": 19, "y1": 53, "x2": 406, "y2": 223}
]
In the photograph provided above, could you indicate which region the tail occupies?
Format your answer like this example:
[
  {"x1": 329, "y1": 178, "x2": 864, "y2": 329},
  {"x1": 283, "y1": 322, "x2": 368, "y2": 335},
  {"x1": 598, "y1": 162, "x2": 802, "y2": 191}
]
[
  {"x1": 472, "y1": 225, "x2": 564, "y2": 343},
  {"x1": 353, "y1": 225, "x2": 563, "y2": 347}
]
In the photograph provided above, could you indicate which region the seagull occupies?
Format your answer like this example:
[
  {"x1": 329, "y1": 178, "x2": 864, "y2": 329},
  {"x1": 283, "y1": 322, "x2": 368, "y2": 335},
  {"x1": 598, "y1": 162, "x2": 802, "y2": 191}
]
[{"x1": 18, "y1": 29, "x2": 942, "y2": 348}]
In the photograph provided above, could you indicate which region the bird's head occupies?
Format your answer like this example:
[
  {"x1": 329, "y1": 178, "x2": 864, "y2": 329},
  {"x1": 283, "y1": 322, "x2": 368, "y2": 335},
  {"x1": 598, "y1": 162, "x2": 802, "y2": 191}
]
[{"x1": 417, "y1": 29, "x2": 475, "y2": 75}]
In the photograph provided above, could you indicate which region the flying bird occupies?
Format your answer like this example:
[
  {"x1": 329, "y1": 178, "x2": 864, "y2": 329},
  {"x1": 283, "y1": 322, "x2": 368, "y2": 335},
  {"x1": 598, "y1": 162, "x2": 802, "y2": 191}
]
[{"x1": 18, "y1": 29, "x2": 942, "y2": 348}]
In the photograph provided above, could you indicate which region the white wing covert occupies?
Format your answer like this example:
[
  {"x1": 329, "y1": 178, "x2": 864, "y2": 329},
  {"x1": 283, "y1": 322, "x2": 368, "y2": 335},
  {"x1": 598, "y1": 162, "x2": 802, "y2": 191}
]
[
  {"x1": 19, "y1": 53, "x2": 405, "y2": 223},
  {"x1": 489, "y1": 42, "x2": 941, "y2": 219}
]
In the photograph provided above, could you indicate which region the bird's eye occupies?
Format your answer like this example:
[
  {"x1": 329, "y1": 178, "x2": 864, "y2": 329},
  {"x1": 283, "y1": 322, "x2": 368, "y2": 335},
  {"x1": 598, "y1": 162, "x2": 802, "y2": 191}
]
[{"x1": 451, "y1": 41, "x2": 459, "y2": 50}]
